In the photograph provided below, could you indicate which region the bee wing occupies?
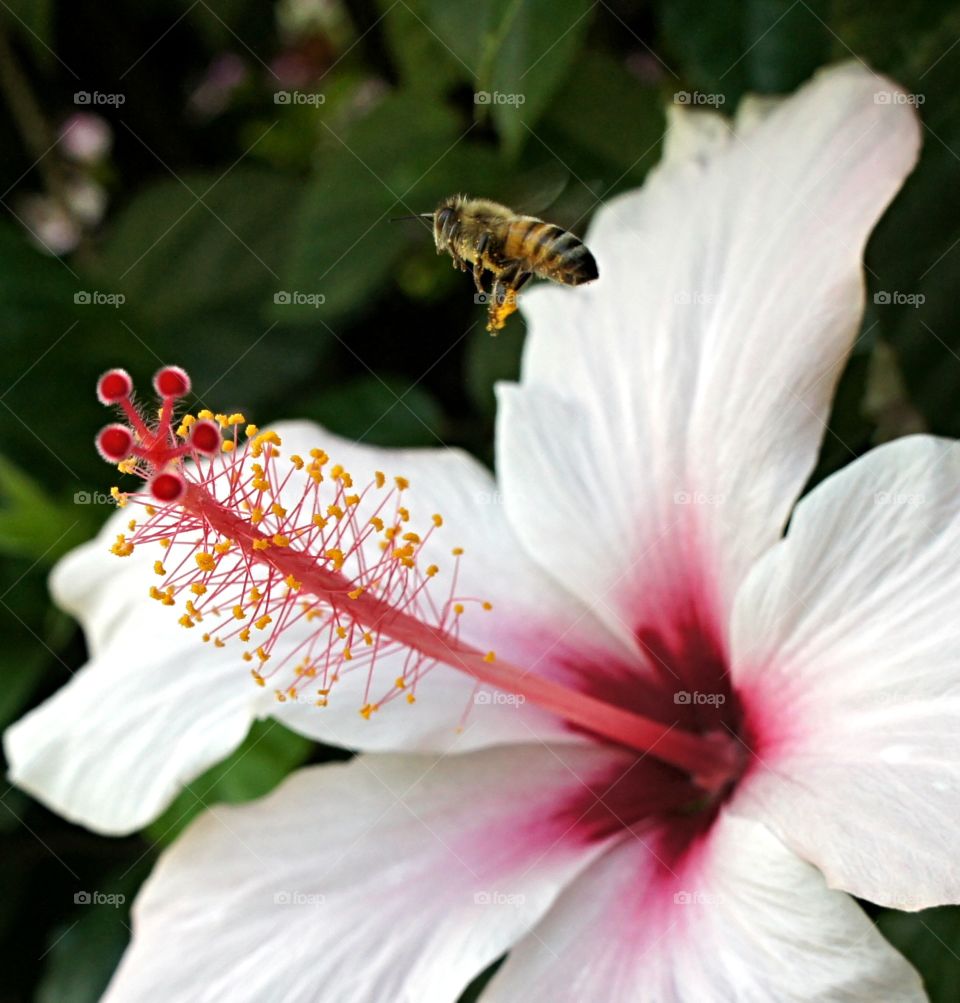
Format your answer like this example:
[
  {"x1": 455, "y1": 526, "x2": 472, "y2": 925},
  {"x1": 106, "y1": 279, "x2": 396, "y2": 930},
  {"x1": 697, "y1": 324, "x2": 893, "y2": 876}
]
[{"x1": 494, "y1": 164, "x2": 571, "y2": 217}]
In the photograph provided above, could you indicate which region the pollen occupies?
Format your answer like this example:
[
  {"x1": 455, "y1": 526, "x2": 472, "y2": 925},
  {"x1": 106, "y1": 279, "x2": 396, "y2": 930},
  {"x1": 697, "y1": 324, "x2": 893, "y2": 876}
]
[
  {"x1": 484, "y1": 651, "x2": 496, "y2": 663},
  {"x1": 195, "y1": 552, "x2": 216, "y2": 572},
  {"x1": 153, "y1": 560, "x2": 166, "y2": 575}
]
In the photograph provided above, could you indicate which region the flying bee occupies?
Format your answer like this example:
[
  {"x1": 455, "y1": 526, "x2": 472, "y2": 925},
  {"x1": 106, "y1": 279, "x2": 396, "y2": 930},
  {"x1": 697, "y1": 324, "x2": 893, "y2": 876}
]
[{"x1": 405, "y1": 194, "x2": 599, "y2": 334}]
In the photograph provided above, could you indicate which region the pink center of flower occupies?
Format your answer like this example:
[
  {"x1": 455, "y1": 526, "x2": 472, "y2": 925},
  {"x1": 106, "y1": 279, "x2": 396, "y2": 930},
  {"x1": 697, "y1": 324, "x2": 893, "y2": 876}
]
[{"x1": 95, "y1": 366, "x2": 747, "y2": 800}]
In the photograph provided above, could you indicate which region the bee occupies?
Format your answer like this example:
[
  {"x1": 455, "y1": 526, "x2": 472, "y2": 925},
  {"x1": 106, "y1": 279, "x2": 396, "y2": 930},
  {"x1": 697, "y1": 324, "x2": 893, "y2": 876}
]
[{"x1": 412, "y1": 194, "x2": 599, "y2": 334}]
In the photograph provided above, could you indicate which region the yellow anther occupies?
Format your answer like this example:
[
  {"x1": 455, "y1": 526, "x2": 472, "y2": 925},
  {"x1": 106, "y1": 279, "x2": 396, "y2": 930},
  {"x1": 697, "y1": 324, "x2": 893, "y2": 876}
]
[
  {"x1": 375, "y1": 471, "x2": 386, "y2": 488},
  {"x1": 233, "y1": 605, "x2": 246, "y2": 620},
  {"x1": 256, "y1": 646, "x2": 270, "y2": 662},
  {"x1": 402, "y1": 532, "x2": 420, "y2": 543},
  {"x1": 290, "y1": 454, "x2": 304, "y2": 469},
  {"x1": 178, "y1": 615, "x2": 195, "y2": 628},
  {"x1": 432, "y1": 513, "x2": 443, "y2": 527},
  {"x1": 214, "y1": 539, "x2": 233, "y2": 555},
  {"x1": 348, "y1": 587, "x2": 363, "y2": 600},
  {"x1": 330, "y1": 464, "x2": 344, "y2": 479},
  {"x1": 452, "y1": 547, "x2": 464, "y2": 556},
  {"x1": 363, "y1": 631, "x2": 374, "y2": 645},
  {"x1": 484, "y1": 651, "x2": 496, "y2": 663},
  {"x1": 398, "y1": 507, "x2": 410, "y2": 522},
  {"x1": 145, "y1": 505, "x2": 157, "y2": 516},
  {"x1": 127, "y1": 518, "x2": 137, "y2": 531},
  {"x1": 251, "y1": 670, "x2": 266, "y2": 687},
  {"x1": 159, "y1": 537, "x2": 171, "y2": 549},
  {"x1": 395, "y1": 677, "x2": 406, "y2": 689},
  {"x1": 343, "y1": 646, "x2": 352, "y2": 661},
  {"x1": 312, "y1": 514, "x2": 328, "y2": 528},
  {"x1": 453, "y1": 603, "x2": 464, "y2": 615},
  {"x1": 271, "y1": 503, "x2": 286, "y2": 518},
  {"x1": 359, "y1": 704, "x2": 375, "y2": 720},
  {"x1": 345, "y1": 494, "x2": 360, "y2": 507},
  {"x1": 395, "y1": 476, "x2": 409, "y2": 490},
  {"x1": 250, "y1": 507, "x2": 264, "y2": 525},
  {"x1": 191, "y1": 582, "x2": 207, "y2": 596},
  {"x1": 325, "y1": 548, "x2": 344, "y2": 570},
  {"x1": 245, "y1": 424, "x2": 259, "y2": 437},
  {"x1": 482, "y1": 601, "x2": 493, "y2": 611},
  {"x1": 310, "y1": 448, "x2": 328, "y2": 463},
  {"x1": 117, "y1": 459, "x2": 136, "y2": 475},
  {"x1": 214, "y1": 638, "x2": 225, "y2": 648},
  {"x1": 249, "y1": 588, "x2": 263, "y2": 603},
  {"x1": 243, "y1": 651, "x2": 253, "y2": 662},
  {"x1": 239, "y1": 627, "x2": 251, "y2": 642},
  {"x1": 221, "y1": 440, "x2": 236, "y2": 453},
  {"x1": 327, "y1": 503, "x2": 344, "y2": 520},
  {"x1": 202, "y1": 633, "x2": 211, "y2": 643},
  {"x1": 153, "y1": 560, "x2": 166, "y2": 576},
  {"x1": 198, "y1": 409, "x2": 214, "y2": 421},
  {"x1": 253, "y1": 539, "x2": 271, "y2": 551},
  {"x1": 255, "y1": 615, "x2": 272, "y2": 630},
  {"x1": 369, "y1": 516, "x2": 384, "y2": 532},
  {"x1": 336, "y1": 626, "x2": 347, "y2": 640},
  {"x1": 215, "y1": 413, "x2": 229, "y2": 428},
  {"x1": 426, "y1": 565, "x2": 439, "y2": 577},
  {"x1": 195, "y1": 552, "x2": 216, "y2": 572},
  {"x1": 149, "y1": 586, "x2": 164, "y2": 601},
  {"x1": 406, "y1": 693, "x2": 416, "y2": 704},
  {"x1": 272, "y1": 534, "x2": 290, "y2": 547},
  {"x1": 110, "y1": 534, "x2": 134, "y2": 557}
]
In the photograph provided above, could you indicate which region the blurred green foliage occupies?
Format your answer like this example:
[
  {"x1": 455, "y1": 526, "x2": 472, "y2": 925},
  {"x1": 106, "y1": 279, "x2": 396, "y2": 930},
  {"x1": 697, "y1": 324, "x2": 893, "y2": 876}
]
[{"x1": 1, "y1": 1, "x2": 959, "y2": 999}]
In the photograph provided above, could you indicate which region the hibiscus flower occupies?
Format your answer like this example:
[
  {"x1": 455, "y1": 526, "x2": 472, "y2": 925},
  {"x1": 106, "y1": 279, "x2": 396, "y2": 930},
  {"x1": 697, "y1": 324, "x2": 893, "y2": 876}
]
[{"x1": 8, "y1": 63, "x2": 954, "y2": 1000}]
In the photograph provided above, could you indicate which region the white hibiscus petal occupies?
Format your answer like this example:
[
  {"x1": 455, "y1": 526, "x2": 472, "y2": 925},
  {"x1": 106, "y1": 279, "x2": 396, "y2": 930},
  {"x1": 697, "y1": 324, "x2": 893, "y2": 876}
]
[
  {"x1": 103, "y1": 744, "x2": 629, "y2": 1003},
  {"x1": 485, "y1": 813, "x2": 923, "y2": 1002},
  {"x1": 4, "y1": 570, "x2": 272, "y2": 834},
  {"x1": 498, "y1": 62, "x2": 921, "y2": 647},
  {"x1": 730, "y1": 435, "x2": 960, "y2": 909}
]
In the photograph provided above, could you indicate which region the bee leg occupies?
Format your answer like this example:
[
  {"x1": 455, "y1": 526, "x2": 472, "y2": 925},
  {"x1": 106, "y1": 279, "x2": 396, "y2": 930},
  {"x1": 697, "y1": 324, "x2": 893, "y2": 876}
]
[
  {"x1": 473, "y1": 233, "x2": 490, "y2": 293},
  {"x1": 487, "y1": 264, "x2": 529, "y2": 335}
]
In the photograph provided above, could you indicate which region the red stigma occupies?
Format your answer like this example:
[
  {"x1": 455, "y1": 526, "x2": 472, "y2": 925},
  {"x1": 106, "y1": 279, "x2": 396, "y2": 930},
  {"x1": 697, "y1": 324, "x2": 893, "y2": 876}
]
[
  {"x1": 150, "y1": 471, "x2": 186, "y2": 502},
  {"x1": 97, "y1": 368, "x2": 133, "y2": 405},
  {"x1": 189, "y1": 420, "x2": 221, "y2": 455},
  {"x1": 96, "y1": 424, "x2": 134, "y2": 462},
  {"x1": 153, "y1": 366, "x2": 191, "y2": 398}
]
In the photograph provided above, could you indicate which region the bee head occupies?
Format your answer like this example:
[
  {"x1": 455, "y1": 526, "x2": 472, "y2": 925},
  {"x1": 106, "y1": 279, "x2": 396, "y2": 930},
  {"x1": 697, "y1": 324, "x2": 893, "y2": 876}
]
[{"x1": 432, "y1": 195, "x2": 463, "y2": 251}]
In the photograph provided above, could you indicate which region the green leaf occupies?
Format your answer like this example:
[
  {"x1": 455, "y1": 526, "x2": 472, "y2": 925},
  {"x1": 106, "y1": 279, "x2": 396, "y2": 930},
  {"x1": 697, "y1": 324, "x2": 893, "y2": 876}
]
[
  {"x1": 540, "y1": 50, "x2": 665, "y2": 184},
  {"x1": 1, "y1": 0, "x2": 53, "y2": 56},
  {"x1": 146, "y1": 719, "x2": 312, "y2": 845},
  {"x1": 35, "y1": 859, "x2": 152, "y2": 1003},
  {"x1": 658, "y1": 0, "x2": 832, "y2": 103},
  {"x1": 478, "y1": 0, "x2": 595, "y2": 157},
  {"x1": 0, "y1": 453, "x2": 95, "y2": 561},
  {"x1": 876, "y1": 906, "x2": 960, "y2": 1003},
  {"x1": 466, "y1": 321, "x2": 526, "y2": 419},
  {"x1": 93, "y1": 166, "x2": 321, "y2": 406},
  {"x1": 296, "y1": 374, "x2": 446, "y2": 447}
]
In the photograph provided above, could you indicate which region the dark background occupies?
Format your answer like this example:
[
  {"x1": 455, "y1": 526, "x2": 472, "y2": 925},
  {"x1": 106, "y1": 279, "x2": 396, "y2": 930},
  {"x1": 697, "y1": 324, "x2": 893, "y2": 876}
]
[{"x1": 1, "y1": 1, "x2": 959, "y2": 999}]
